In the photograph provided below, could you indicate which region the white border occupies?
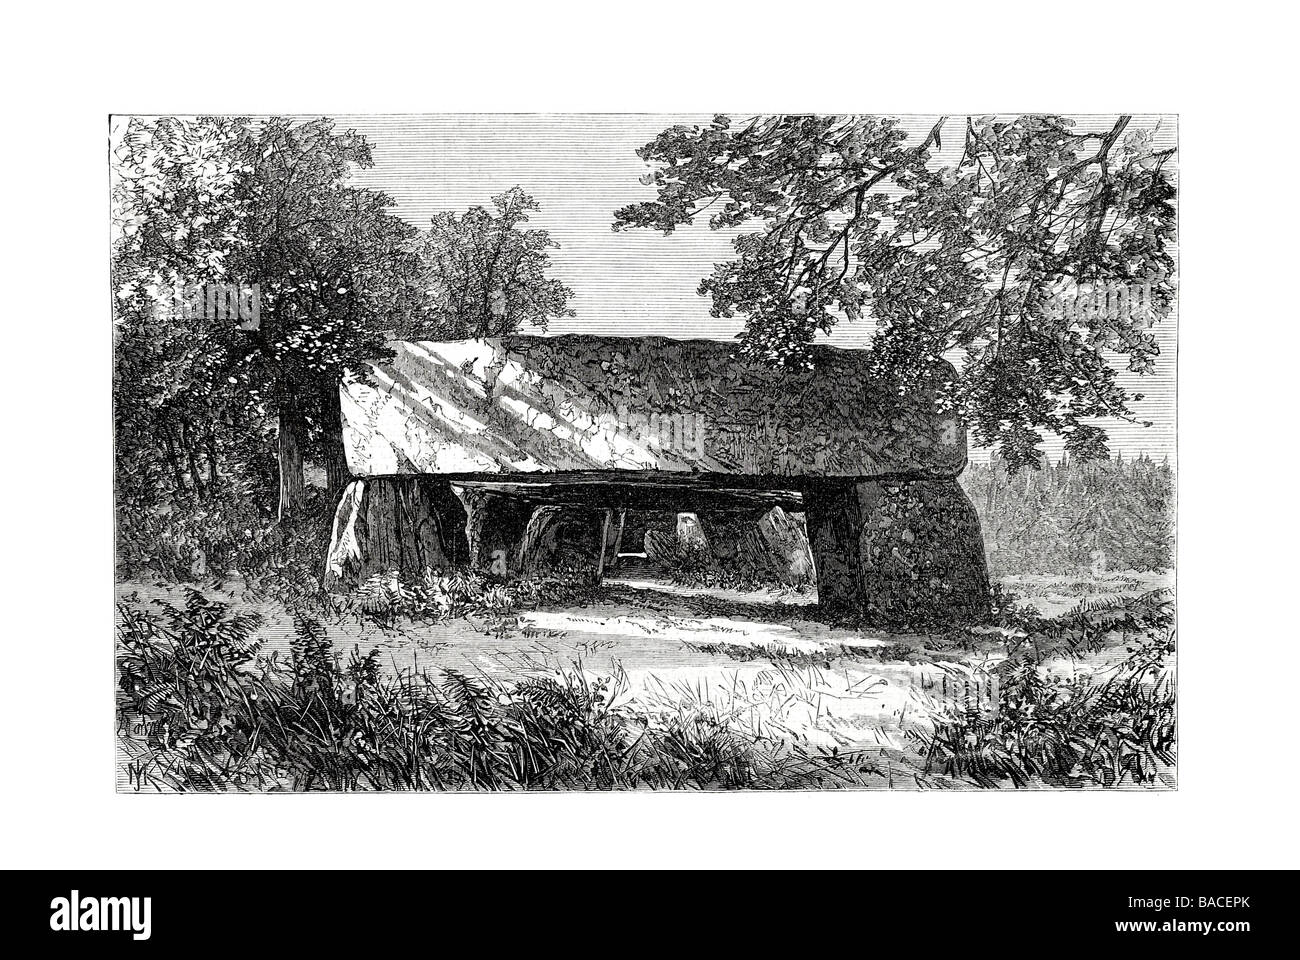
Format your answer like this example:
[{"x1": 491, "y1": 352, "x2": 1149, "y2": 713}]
[{"x1": 3, "y1": 1, "x2": 1298, "y2": 870}]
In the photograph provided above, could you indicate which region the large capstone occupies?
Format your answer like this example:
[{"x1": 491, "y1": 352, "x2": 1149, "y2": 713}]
[{"x1": 340, "y1": 336, "x2": 966, "y2": 479}]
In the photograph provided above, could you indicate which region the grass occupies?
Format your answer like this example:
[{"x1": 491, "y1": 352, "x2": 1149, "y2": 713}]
[
  {"x1": 999, "y1": 574, "x2": 1149, "y2": 598},
  {"x1": 906, "y1": 589, "x2": 1176, "y2": 788},
  {"x1": 655, "y1": 586, "x2": 1177, "y2": 789},
  {"x1": 116, "y1": 590, "x2": 908, "y2": 791},
  {"x1": 116, "y1": 572, "x2": 1175, "y2": 791},
  {"x1": 343, "y1": 569, "x2": 598, "y2": 628},
  {"x1": 912, "y1": 629, "x2": 1176, "y2": 788}
]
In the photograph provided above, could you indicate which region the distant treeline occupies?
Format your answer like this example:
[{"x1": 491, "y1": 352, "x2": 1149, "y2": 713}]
[{"x1": 962, "y1": 454, "x2": 1174, "y2": 578}]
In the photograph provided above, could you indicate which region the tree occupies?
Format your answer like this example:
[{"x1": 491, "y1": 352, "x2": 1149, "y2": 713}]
[
  {"x1": 613, "y1": 115, "x2": 1176, "y2": 469},
  {"x1": 420, "y1": 187, "x2": 574, "y2": 339},
  {"x1": 113, "y1": 117, "x2": 266, "y2": 510},
  {"x1": 114, "y1": 116, "x2": 430, "y2": 522},
  {"x1": 237, "y1": 118, "x2": 428, "y2": 509}
]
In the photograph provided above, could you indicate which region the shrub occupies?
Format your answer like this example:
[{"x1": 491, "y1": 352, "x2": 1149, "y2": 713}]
[
  {"x1": 914, "y1": 628, "x2": 1176, "y2": 788},
  {"x1": 996, "y1": 589, "x2": 1175, "y2": 661},
  {"x1": 116, "y1": 590, "x2": 281, "y2": 791},
  {"x1": 116, "y1": 483, "x2": 334, "y2": 610}
]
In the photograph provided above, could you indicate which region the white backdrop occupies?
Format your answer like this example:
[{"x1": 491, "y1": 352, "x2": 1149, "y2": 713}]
[{"x1": 2, "y1": 0, "x2": 1295, "y2": 870}]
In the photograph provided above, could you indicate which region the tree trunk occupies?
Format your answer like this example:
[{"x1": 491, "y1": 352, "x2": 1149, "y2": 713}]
[
  {"x1": 161, "y1": 427, "x2": 188, "y2": 497},
  {"x1": 278, "y1": 391, "x2": 306, "y2": 524},
  {"x1": 206, "y1": 431, "x2": 220, "y2": 493},
  {"x1": 317, "y1": 376, "x2": 351, "y2": 502},
  {"x1": 181, "y1": 419, "x2": 206, "y2": 500}
]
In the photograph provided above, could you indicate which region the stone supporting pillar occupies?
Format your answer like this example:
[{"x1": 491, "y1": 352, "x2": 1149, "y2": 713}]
[
  {"x1": 519, "y1": 505, "x2": 607, "y2": 579},
  {"x1": 323, "y1": 476, "x2": 469, "y2": 591},
  {"x1": 517, "y1": 505, "x2": 566, "y2": 578},
  {"x1": 694, "y1": 507, "x2": 815, "y2": 585},
  {"x1": 455, "y1": 488, "x2": 535, "y2": 579},
  {"x1": 804, "y1": 478, "x2": 991, "y2": 625},
  {"x1": 694, "y1": 509, "x2": 764, "y2": 562},
  {"x1": 803, "y1": 482, "x2": 865, "y2": 614}
]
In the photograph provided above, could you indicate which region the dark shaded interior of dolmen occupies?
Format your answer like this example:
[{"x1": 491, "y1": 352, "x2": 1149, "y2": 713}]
[{"x1": 324, "y1": 470, "x2": 992, "y2": 628}]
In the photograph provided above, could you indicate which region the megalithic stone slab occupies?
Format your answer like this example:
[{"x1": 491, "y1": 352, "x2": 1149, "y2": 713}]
[
  {"x1": 517, "y1": 504, "x2": 605, "y2": 578},
  {"x1": 517, "y1": 505, "x2": 566, "y2": 578},
  {"x1": 762, "y1": 508, "x2": 817, "y2": 583},
  {"x1": 340, "y1": 336, "x2": 967, "y2": 479},
  {"x1": 804, "y1": 478, "x2": 991, "y2": 626},
  {"x1": 323, "y1": 477, "x2": 469, "y2": 591},
  {"x1": 455, "y1": 487, "x2": 534, "y2": 578},
  {"x1": 694, "y1": 509, "x2": 765, "y2": 561},
  {"x1": 803, "y1": 482, "x2": 866, "y2": 613},
  {"x1": 326, "y1": 335, "x2": 991, "y2": 622},
  {"x1": 696, "y1": 507, "x2": 816, "y2": 585}
]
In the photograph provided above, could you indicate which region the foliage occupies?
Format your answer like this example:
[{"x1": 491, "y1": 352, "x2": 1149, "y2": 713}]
[
  {"x1": 963, "y1": 453, "x2": 1173, "y2": 577},
  {"x1": 113, "y1": 120, "x2": 579, "y2": 574},
  {"x1": 113, "y1": 115, "x2": 432, "y2": 526},
  {"x1": 614, "y1": 114, "x2": 1176, "y2": 468},
  {"x1": 112, "y1": 118, "x2": 271, "y2": 514},
  {"x1": 116, "y1": 484, "x2": 340, "y2": 633},
  {"x1": 915, "y1": 625, "x2": 1176, "y2": 788},
  {"x1": 116, "y1": 591, "x2": 275, "y2": 791},
  {"x1": 1007, "y1": 589, "x2": 1175, "y2": 660},
  {"x1": 117, "y1": 593, "x2": 882, "y2": 791},
  {"x1": 419, "y1": 187, "x2": 575, "y2": 339}
]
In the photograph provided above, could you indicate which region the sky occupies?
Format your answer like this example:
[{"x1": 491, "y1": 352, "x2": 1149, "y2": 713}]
[{"x1": 337, "y1": 114, "x2": 1177, "y2": 462}]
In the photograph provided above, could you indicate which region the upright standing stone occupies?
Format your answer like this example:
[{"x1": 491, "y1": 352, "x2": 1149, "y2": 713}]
[
  {"x1": 455, "y1": 487, "x2": 534, "y2": 579},
  {"x1": 516, "y1": 505, "x2": 606, "y2": 578},
  {"x1": 694, "y1": 508, "x2": 814, "y2": 585},
  {"x1": 695, "y1": 509, "x2": 764, "y2": 562},
  {"x1": 804, "y1": 478, "x2": 990, "y2": 625},
  {"x1": 517, "y1": 505, "x2": 565, "y2": 578},
  {"x1": 757, "y1": 507, "x2": 817, "y2": 584},
  {"x1": 323, "y1": 477, "x2": 469, "y2": 591},
  {"x1": 803, "y1": 481, "x2": 865, "y2": 613},
  {"x1": 675, "y1": 513, "x2": 709, "y2": 550}
]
